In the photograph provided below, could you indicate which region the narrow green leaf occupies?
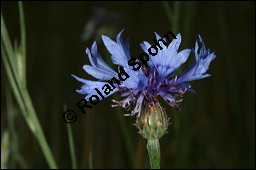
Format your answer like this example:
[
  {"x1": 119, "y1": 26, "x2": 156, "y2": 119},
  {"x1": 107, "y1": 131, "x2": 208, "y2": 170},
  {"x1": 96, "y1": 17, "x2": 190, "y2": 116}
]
[
  {"x1": 64, "y1": 104, "x2": 78, "y2": 169},
  {"x1": 89, "y1": 149, "x2": 93, "y2": 169},
  {"x1": 18, "y1": 1, "x2": 26, "y2": 86}
]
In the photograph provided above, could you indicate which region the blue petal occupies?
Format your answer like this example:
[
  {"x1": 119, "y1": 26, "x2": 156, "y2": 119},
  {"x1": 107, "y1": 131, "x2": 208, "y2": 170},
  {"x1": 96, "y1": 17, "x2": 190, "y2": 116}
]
[
  {"x1": 83, "y1": 65, "x2": 117, "y2": 80},
  {"x1": 140, "y1": 41, "x2": 155, "y2": 67},
  {"x1": 102, "y1": 30, "x2": 130, "y2": 67},
  {"x1": 177, "y1": 35, "x2": 216, "y2": 82},
  {"x1": 122, "y1": 68, "x2": 148, "y2": 90},
  {"x1": 84, "y1": 42, "x2": 117, "y2": 80},
  {"x1": 90, "y1": 42, "x2": 116, "y2": 73},
  {"x1": 140, "y1": 33, "x2": 191, "y2": 79},
  {"x1": 165, "y1": 48, "x2": 191, "y2": 76},
  {"x1": 71, "y1": 74, "x2": 118, "y2": 100}
]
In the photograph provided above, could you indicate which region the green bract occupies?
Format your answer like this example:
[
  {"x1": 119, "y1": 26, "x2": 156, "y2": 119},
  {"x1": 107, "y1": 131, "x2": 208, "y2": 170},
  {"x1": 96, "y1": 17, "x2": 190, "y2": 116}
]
[{"x1": 136, "y1": 100, "x2": 170, "y2": 140}]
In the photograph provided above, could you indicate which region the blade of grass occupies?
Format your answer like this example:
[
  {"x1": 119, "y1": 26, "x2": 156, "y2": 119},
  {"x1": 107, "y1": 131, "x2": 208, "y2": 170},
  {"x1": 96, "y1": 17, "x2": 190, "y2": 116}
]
[
  {"x1": 1, "y1": 42, "x2": 28, "y2": 121},
  {"x1": 66, "y1": 124, "x2": 78, "y2": 169},
  {"x1": 64, "y1": 104, "x2": 78, "y2": 169},
  {"x1": 18, "y1": 1, "x2": 26, "y2": 86},
  {"x1": 1, "y1": 14, "x2": 19, "y2": 88},
  {"x1": 2, "y1": 41, "x2": 57, "y2": 168},
  {"x1": 22, "y1": 85, "x2": 58, "y2": 168},
  {"x1": 1, "y1": 11, "x2": 57, "y2": 168},
  {"x1": 1, "y1": 13, "x2": 15, "y2": 62},
  {"x1": 88, "y1": 149, "x2": 93, "y2": 169},
  {"x1": 6, "y1": 85, "x2": 28, "y2": 169}
]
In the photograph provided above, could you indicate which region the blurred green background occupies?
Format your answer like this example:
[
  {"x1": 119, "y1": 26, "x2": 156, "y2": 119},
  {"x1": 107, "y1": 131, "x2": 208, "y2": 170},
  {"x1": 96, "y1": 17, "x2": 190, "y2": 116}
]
[{"x1": 1, "y1": 1, "x2": 255, "y2": 169}]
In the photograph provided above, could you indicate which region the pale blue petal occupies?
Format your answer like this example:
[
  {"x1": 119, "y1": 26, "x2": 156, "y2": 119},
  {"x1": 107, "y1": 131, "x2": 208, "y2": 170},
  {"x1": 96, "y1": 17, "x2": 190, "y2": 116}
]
[
  {"x1": 86, "y1": 47, "x2": 97, "y2": 67},
  {"x1": 177, "y1": 35, "x2": 216, "y2": 83},
  {"x1": 84, "y1": 42, "x2": 117, "y2": 81},
  {"x1": 140, "y1": 33, "x2": 190, "y2": 79},
  {"x1": 71, "y1": 74, "x2": 118, "y2": 100},
  {"x1": 102, "y1": 30, "x2": 130, "y2": 67},
  {"x1": 83, "y1": 65, "x2": 116, "y2": 80},
  {"x1": 89, "y1": 42, "x2": 117, "y2": 74}
]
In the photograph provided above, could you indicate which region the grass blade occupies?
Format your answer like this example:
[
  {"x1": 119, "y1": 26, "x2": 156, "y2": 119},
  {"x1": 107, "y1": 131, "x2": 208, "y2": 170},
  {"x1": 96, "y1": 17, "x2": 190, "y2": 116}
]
[
  {"x1": 66, "y1": 124, "x2": 78, "y2": 169},
  {"x1": 88, "y1": 149, "x2": 93, "y2": 169},
  {"x1": 2, "y1": 11, "x2": 58, "y2": 169},
  {"x1": 18, "y1": 1, "x2": 26, "y2": 86},
  {"x1": 64, "y1": 104, "x2": 78, "y2": 169}
]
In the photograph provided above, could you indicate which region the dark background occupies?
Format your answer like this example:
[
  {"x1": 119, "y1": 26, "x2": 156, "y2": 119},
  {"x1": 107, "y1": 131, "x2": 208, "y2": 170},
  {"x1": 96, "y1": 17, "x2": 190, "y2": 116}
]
[{"x1": 1, "y1": 1, "x2": 255, "y2": 169}]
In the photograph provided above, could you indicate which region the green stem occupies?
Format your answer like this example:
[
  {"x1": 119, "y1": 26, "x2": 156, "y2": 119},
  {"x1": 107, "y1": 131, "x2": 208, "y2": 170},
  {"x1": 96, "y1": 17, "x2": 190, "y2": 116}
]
[
  {"x1": 66, "y1": 124, "x2": 77, "y2": 169},
  {"x1": 88, "y1": 149, "x2": 93, "y2": 169},
  {"x1": 18, "y1": 1, "x2": 26, "y2": 86},
  {"x1": 6, "y1": 85, "x2": 28, "y2": 168},
  {"x1": 63, "y1": 104, "x2": 77, "y2": 169},
  {"x1": 2, "y1": 10, "x2": 57, "y2": 169},
  {"x1": 146, "y1": 139, "x2": 160, "y2": 169}
]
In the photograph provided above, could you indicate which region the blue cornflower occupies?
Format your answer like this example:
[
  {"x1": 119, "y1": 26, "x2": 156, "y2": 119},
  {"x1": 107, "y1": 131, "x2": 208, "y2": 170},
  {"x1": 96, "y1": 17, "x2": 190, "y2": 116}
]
[
  {"x1": 72, "y1": 30, "x2": 216, "y2": 117},
  {"x1": 72, "y1": 30, "x2": 148, "y2": 115},
  {"x1": 140, "y1": 33, "x2": 216, "y2": 110}
]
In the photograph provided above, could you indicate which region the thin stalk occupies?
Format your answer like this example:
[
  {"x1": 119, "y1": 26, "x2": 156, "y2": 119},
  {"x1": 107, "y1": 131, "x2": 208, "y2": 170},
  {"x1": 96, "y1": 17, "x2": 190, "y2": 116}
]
[
  {"x1": 18, "y1": 1, "x2": 26, "y2": 86},
  {"x1": 1, "y1": 14, "x2": 19, "y2": 87},
  {"x1": 2, "y1": 43, "x2": 57, "y2": 168},
  {"x1": 64, "y1": 103, "x2": 77, "y2": 169},
  {"x1": 88, "y1": 149, "x2": 93, "y2": 169},
  {"x1": 23, "y1": 87, "x2": 58, "y2": 168},
  {"x1": 1, "y1": 42, "x2": 28, "y2": 122},
  {"x1": 1, "y1": 12, "x2": 57, "y2": 168},
  {"x1": 6, "y1": 85, "x2": 28, "y2": 169},
  {"x1": 66, "y1": 124, "x2": 78, "y2": 169},
  {"x1": 147, "y1": 139, "x2": 160, "y2": 169}
]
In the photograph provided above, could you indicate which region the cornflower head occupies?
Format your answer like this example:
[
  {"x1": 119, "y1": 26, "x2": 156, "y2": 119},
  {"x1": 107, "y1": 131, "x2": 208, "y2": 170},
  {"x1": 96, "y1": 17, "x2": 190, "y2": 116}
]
[{"x1": 72, "y1": 30, "x2": 216, "y2": 139}]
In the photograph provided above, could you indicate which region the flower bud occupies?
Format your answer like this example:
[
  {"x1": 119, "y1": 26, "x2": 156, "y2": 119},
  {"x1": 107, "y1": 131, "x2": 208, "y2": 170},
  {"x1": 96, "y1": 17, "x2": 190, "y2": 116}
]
[{"x1": 136, "y1": 100, "x2": 169, "y2": 140}]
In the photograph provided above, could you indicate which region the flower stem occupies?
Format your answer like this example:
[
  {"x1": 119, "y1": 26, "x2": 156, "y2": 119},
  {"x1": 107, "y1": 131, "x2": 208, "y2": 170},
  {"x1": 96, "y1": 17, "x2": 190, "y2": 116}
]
[{"x1": 146, "y1": 139, "x2": 160, "y2": 169}]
